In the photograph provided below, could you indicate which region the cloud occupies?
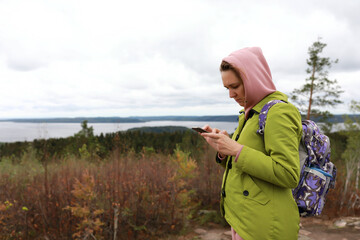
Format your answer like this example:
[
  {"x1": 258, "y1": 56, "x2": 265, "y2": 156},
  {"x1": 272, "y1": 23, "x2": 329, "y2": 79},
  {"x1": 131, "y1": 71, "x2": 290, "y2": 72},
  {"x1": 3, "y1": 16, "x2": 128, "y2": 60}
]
[{"x1": 0, "y1": 0, "x2": 359, "y2": 118}]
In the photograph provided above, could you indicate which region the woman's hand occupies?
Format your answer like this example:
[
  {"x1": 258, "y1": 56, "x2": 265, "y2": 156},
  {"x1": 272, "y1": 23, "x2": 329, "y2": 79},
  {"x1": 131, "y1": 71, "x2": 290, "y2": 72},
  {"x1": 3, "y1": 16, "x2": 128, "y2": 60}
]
[
  {"x1": 201, "y1": 124, "x2": 215, "y2": 133},
  {"x1": 200, "y1": 126, "x2": 242, "y2": 156}
]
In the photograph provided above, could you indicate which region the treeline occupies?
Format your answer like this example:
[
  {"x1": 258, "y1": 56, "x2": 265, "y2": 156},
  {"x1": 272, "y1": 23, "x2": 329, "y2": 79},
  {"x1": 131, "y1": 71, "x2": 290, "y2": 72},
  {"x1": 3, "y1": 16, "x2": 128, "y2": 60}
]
[
  {"x1": 0, "y1": 122, "x2": 204, "y2": 162},
  {"x1": 0, "y1": 119, "x2": 350, "y2": 164}
]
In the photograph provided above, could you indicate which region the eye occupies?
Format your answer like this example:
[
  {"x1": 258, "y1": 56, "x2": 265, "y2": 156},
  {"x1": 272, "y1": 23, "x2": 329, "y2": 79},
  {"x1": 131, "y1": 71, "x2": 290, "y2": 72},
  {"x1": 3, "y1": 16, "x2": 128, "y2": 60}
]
[{"x1": 224, "y1": 84, "x2": 240, "y2": 91}]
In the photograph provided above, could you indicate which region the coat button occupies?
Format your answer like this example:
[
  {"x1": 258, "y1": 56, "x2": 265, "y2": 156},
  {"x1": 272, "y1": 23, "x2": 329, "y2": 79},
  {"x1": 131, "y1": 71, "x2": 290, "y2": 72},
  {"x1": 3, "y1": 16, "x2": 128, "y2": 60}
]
[{"x1": 243, "y1": 190, "x2": 249, "y2": 196}]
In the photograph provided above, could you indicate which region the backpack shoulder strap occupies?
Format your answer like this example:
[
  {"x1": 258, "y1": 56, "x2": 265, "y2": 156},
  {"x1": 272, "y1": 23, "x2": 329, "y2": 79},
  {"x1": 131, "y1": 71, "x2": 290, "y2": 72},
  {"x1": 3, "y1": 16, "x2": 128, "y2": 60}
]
[{"x1": 257, "y1": 99, "x2": 286, "y2": 135}]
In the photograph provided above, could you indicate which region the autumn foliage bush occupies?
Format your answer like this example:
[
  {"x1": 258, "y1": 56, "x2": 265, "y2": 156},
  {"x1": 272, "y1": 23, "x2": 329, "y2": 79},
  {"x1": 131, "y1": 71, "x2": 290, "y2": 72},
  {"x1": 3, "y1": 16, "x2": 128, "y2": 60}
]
[{"x1": 0, "y1": 141, "x2": 223, "y2": 239}]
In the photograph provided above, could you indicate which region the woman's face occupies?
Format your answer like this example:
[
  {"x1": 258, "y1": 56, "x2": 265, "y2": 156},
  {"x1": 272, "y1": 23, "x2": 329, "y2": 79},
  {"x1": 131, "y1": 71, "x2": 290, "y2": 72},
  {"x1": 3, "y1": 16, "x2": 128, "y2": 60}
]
[{"x1": 221, "y1": 70, "x2": 246, "y2": 106}]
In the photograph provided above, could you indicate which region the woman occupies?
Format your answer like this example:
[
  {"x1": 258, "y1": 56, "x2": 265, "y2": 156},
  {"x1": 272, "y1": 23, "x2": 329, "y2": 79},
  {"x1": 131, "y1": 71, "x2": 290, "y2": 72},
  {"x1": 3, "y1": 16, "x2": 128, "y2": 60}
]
[{"x1": 201, "y1": 47, "x2": 302, "y2": 240}]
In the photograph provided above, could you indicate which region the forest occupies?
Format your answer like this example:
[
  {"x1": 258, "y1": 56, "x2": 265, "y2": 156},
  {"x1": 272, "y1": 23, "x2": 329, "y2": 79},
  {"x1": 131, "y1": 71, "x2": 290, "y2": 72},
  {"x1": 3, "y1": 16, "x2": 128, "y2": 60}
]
[{"x1": 0, "y1": 118, "x2": 359, "y2": 239}]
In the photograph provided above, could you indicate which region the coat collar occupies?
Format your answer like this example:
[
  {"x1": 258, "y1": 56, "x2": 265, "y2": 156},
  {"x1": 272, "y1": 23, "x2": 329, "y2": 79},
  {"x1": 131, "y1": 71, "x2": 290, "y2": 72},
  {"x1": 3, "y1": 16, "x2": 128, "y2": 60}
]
[{"x1": 239, "y1": 91, "x2": 289, "y2": 119}]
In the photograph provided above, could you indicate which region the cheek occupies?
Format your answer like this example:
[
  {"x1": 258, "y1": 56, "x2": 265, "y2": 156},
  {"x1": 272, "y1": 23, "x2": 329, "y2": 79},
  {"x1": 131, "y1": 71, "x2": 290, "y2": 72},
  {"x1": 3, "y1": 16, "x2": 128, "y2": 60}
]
[{"x1": 238, "y1": 85, "x2": 245, "y2": 96}]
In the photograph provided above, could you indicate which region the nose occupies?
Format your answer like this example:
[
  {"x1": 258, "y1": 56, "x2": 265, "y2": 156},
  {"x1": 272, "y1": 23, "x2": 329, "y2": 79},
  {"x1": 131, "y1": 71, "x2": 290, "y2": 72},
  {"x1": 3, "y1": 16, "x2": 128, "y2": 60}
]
[{"x1": 229, "y1": 89, "x2": 236, "y2": 98}]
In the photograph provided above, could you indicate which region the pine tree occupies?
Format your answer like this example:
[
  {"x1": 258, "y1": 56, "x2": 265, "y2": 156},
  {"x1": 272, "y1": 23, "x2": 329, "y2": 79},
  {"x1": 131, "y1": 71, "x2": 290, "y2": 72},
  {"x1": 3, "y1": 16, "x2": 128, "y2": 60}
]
[{"x1": 291, "y1": 39, "x2": 343, "y2": 121}]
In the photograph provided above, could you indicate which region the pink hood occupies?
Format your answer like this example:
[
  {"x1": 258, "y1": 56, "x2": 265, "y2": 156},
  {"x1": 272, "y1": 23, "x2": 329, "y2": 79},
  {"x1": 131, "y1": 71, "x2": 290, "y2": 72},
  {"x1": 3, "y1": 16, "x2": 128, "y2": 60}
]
[{"x1": 222, "y1": 47, "x2": 276, "y2": 119}]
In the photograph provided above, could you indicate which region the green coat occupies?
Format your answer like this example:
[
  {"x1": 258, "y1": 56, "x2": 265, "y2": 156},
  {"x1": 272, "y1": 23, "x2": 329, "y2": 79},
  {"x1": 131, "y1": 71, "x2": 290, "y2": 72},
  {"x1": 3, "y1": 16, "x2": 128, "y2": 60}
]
[{"x1": 219, "y1": 91, "x2": 302, "y2": 240}]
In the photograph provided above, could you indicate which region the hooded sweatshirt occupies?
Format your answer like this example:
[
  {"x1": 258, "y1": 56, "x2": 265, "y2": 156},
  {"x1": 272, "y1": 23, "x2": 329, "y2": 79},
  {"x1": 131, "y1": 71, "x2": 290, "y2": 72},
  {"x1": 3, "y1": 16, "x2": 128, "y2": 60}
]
[
  {"x1": 222, "y1": 47, "x2": 276, "y2": 119},
  {"x1": 219, "y1": 47, "x2": 302, "y2": 240}
]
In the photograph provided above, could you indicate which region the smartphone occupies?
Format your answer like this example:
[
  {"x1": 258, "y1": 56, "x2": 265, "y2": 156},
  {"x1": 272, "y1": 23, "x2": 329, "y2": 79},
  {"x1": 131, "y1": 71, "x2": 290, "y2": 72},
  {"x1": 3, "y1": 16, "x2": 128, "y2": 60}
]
[{"x1": 192, "y1": 127, "x2": 208, "y2": 133}]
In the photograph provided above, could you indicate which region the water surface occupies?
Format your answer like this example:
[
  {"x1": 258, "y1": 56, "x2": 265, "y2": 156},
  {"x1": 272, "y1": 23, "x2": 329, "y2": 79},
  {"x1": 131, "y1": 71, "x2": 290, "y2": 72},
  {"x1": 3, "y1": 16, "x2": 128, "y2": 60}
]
[{"x1": 0, "y1": 121, "x2": 238, "y2": 142}]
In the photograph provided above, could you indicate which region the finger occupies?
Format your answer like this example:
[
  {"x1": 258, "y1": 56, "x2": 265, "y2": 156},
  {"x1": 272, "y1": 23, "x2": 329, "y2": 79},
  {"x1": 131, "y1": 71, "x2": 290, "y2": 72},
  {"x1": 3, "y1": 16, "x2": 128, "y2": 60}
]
[
  {"x1": 220, "y1": 130, "x2": 229, "y2": 136},
  {"x1": 203, "y1": 125, "x2": 212, "y2": 132},
  {"x1": 201, "y1": 132, "x2": 220, "y2": 139},
  {"x1": 212, "y1": 128, "x2": 220, "y2": 134}
]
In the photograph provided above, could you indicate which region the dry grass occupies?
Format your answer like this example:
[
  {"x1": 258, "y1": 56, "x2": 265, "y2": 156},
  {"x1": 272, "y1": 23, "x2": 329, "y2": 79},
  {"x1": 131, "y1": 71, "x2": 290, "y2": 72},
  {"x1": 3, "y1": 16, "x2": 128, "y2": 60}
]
[
  {"x1": 0, "y1": 145, "x2": 223, "y2": 239},
  {"x1": 0, "y1": 145, "x2": 356, "y2": 239}
]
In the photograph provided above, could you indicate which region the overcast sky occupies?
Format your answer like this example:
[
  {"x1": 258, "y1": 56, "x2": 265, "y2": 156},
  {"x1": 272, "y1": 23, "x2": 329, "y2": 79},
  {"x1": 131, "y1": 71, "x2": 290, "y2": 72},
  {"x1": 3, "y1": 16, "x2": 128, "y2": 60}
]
[{"x1": 0, "y1": 0, "x2": 359, "y2": 119}]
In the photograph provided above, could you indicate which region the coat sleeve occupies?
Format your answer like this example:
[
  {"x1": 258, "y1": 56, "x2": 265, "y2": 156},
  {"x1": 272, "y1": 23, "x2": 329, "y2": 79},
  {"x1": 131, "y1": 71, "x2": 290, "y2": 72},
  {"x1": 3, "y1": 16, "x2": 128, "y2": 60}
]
[{"x1": 235, "y1": 103, "x2": 302, "y2": 188}]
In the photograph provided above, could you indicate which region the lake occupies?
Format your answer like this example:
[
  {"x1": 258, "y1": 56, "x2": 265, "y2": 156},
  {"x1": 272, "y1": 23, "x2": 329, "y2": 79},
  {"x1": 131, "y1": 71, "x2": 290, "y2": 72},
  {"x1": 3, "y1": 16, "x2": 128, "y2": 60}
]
[
  {"x1": 0, "y1": 121, "x2": 239, "y2": 143},
  {"x1": 0, "y1": 120, "x2": 348, "y2": 143}
]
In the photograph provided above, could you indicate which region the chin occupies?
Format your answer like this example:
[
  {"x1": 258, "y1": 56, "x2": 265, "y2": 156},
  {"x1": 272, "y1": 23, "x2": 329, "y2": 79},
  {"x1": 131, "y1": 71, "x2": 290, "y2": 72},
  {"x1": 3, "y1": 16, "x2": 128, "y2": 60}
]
[{"x1": 236, "y1": 101, "x2": 245, "y2": 107}]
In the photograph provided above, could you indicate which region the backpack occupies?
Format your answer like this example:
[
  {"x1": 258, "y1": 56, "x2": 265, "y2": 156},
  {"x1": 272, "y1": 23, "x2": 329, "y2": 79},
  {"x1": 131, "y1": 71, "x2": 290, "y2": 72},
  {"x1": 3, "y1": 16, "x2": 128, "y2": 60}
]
[{"x1": 257, "y1": 99, "x2": 337, "y2": 217}]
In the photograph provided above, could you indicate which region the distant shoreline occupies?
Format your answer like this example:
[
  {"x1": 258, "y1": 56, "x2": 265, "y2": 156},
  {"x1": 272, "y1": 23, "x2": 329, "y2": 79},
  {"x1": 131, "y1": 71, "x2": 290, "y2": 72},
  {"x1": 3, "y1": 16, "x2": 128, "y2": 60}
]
[{"x1": 0, "y1": 114, "x2": 357, "y2": 123}]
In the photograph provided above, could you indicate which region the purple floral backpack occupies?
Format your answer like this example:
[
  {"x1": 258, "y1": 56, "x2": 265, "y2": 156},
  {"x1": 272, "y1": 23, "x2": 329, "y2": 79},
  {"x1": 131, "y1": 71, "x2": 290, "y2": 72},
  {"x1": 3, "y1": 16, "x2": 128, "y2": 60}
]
[{"x1": 257, "y1": 100, "x2": 336, "y2": 217}]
